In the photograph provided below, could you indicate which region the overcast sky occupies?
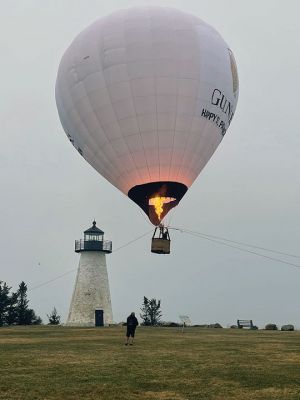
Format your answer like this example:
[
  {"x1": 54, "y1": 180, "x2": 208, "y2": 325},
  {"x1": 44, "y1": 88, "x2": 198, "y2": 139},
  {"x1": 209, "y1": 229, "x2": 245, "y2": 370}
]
[{"x1": 1, "y1": 0, "x2": 300, "y2": 328}]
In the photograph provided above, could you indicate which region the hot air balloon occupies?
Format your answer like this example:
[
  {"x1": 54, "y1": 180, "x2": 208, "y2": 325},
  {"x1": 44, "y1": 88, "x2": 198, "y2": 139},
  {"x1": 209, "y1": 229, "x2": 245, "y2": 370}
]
[{"x1": 56, "y1": 7, "x2": 238, "y2": 228}]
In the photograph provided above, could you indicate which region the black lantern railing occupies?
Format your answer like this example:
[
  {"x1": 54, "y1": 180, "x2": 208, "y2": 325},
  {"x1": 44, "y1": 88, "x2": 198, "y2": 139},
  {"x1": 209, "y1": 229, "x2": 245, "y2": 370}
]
[{"x1": 75, "y1": 239, "x2": 112, "y2": 253}]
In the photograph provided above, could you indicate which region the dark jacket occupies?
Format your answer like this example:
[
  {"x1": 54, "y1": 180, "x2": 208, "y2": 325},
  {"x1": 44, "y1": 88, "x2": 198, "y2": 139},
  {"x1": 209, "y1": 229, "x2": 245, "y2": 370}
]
[{"x1": 127, "y1": 315, "x2": 138, "y2": 327}]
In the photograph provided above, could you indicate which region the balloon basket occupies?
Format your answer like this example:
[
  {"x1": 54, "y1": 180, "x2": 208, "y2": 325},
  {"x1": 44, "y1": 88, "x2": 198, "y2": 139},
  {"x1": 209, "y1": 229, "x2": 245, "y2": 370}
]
[{"x1": 151, "y1": 226, "x2": 171, "y2": 254}]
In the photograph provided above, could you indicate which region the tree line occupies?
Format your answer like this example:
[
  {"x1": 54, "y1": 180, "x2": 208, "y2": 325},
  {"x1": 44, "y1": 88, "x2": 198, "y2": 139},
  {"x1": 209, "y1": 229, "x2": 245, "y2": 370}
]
[{"x1": 0, "y1": 280, "x2": 41, "y2": 326}]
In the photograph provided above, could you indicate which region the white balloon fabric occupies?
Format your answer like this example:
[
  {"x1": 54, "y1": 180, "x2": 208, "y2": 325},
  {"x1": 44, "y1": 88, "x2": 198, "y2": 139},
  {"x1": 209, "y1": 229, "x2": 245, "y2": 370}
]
[{"x1": 56, "y1": 6, "x2": 238, "y2": 225}]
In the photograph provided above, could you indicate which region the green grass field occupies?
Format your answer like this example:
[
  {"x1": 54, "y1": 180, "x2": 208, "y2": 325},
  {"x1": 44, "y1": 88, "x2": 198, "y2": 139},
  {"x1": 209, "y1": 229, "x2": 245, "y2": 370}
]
[{"x1": 0, "y1": 326, "x2": 300, "y2": 400}]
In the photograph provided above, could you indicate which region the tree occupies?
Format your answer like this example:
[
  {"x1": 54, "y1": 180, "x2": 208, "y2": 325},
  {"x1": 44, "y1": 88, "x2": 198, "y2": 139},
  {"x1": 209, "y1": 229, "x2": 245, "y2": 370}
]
[
  {"x1": 15, "y1": 281, "x2": 42, "y2": 325},
  {"x1": 140, "y1": 296, "x2": 150, "y2": 326},
  {"x1": 140, "y1": 296, "x2": 162, "y2": 326},
  {"x1": 24, "y1": 309, "x2": 42, "y2": 325},
  {"x1": 16, "y1": 281, "x2": 29, "y2": 325},
  {"x1": 0, "y1": 281, "x2": 11, "y2": 326},
  {"x1": 148, "y1": 298, "x2": 162, "y2": 326},
  {"x1": 6, "y1": 291, "x2": 18, "y2": 325},
  {"x1": 47, "y1": 307, "x2": 60, "y2": 325}
]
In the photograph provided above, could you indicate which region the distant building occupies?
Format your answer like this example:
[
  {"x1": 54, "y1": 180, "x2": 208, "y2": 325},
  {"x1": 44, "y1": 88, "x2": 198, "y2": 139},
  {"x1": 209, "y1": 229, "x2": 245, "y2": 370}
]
[{"x1": 66, "y1": 221, "x2": 113, "y2": 326}]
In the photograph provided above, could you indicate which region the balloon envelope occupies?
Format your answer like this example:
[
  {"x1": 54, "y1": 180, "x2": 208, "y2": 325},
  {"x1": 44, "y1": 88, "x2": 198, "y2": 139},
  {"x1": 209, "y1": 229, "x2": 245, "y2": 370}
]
[{"x1": 56, "y1": 7, "x2": 238, "y2": 225}]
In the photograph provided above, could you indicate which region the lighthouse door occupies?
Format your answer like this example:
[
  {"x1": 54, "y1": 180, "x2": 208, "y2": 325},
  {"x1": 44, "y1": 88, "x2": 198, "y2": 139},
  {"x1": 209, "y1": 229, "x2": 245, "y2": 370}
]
[{"x1": 95, "y1": 309, "x2": 104, "y2": 327}]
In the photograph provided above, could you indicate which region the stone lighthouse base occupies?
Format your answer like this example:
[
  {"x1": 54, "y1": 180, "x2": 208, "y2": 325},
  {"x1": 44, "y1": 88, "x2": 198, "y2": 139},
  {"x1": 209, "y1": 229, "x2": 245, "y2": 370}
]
[{"x1": 66, "y1": 251, "x2": 113, "y2": 326}]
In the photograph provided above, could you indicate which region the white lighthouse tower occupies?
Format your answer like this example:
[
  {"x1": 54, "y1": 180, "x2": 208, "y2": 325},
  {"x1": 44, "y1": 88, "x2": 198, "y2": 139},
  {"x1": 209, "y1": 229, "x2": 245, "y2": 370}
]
[{"x1": 66, "y1": 221, "x2": 113, "y2": 326}]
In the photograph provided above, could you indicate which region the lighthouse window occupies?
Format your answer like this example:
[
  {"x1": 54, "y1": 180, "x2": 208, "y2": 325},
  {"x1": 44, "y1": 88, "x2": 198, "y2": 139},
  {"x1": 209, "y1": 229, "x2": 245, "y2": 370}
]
[{"x1": 85, "y1": 234, "x2": 102, "y2": 241}]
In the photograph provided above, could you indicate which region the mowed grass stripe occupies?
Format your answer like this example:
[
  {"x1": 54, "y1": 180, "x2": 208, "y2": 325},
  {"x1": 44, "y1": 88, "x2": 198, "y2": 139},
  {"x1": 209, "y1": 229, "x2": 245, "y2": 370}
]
[{"x1": 0, "y1": 326, "x2": 300, "y2": 400}]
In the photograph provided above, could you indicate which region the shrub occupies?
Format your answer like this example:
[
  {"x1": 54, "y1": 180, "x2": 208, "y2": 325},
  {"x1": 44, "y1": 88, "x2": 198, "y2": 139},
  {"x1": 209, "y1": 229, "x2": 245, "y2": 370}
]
[
  {"x1": 281, "y1": 324, "x2": 294, "y2": 331},
  {"x1": 208, "y1": 323, "x2": 223, "y2": 328},
  {"x1": 193, "y1": 324, "x2": 208, "y2": 328},
  {"x1": 47, "y1": 307, "x2": 60, "y2": 325},
  {"x1": 158, "y1": 322, "x2": 181, "y2": 327},
  {"x1": 265, "y1": 323, "x2": 278, "y2": 330}
]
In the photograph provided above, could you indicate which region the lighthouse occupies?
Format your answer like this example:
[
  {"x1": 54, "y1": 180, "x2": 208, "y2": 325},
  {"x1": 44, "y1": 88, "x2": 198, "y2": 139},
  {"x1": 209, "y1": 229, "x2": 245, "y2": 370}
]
[{"x1": 66, "y1": 221, "x2": 113, "y2": 326}]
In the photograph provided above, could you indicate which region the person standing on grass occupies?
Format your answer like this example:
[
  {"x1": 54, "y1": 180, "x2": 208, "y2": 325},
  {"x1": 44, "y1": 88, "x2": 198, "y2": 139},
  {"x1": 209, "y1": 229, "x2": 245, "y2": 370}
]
[{"x1": 125, "y1": 312, "x2": 139, "y2": 345}]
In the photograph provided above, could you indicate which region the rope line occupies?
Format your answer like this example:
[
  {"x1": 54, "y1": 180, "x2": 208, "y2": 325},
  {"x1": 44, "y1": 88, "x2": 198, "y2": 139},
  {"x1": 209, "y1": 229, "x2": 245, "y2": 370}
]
[
  {"x1": 28, "y1": 225, "x2": 300, "y2": 292},
  {"x1": 169, "y1": 226, "x2": 300, "y2": 259},
  {"x1": 28, "y1": 268, "x2": 77, "y2": 292},
  {"x1": 28, "y1": 229, "x2": 153, "y2": 292},
  {"x1": 173, "y1": 227, "x2": 300, "y2": 269},
  {"x1": 112, "y1": 230, "x2": 153, "y2": 253}
]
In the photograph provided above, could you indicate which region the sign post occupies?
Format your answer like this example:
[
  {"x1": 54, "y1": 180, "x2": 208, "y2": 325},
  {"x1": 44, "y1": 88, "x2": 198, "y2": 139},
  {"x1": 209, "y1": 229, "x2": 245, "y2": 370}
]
[{"x1": 179, "y1": 315, "x2": 191, "y2": 333}]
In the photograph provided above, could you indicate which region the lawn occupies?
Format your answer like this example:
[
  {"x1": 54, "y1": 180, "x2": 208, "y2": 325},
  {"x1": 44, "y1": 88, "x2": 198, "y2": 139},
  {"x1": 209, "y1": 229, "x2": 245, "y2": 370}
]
[{"x1": 0, "y1": 326, "x2": 300, "y2": 400}]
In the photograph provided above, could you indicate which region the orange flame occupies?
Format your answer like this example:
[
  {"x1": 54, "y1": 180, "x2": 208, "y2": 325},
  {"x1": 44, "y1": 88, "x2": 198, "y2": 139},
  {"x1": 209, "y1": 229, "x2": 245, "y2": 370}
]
[{"x1": 149, "y1": 197, "x2": 176, "y2": 221}]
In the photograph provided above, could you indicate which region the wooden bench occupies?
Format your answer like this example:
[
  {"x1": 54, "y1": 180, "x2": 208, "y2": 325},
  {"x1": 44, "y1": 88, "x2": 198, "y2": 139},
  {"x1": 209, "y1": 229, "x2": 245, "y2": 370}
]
[{"x1": 237, "y1": 319, "x2": 258, "y2": 330}]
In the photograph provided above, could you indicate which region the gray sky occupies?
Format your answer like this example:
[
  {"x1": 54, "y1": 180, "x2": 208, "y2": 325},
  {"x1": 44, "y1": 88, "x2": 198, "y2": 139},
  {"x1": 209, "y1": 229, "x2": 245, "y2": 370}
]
[{"x1": 1, "y1": 0, "x2": 300, "y2": 328}]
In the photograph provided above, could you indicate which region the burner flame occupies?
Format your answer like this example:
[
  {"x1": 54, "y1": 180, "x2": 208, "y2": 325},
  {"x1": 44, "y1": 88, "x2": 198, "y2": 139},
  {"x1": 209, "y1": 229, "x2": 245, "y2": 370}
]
[{"x1": 149, "y1": 197, "x2": 176, "y2": 221}]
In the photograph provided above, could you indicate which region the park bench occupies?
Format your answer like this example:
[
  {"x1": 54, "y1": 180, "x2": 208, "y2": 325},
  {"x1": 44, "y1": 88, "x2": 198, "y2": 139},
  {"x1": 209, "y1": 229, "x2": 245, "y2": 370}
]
[{"x1": 237, "y1": 319, "x2": 258, "y2": 330}]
